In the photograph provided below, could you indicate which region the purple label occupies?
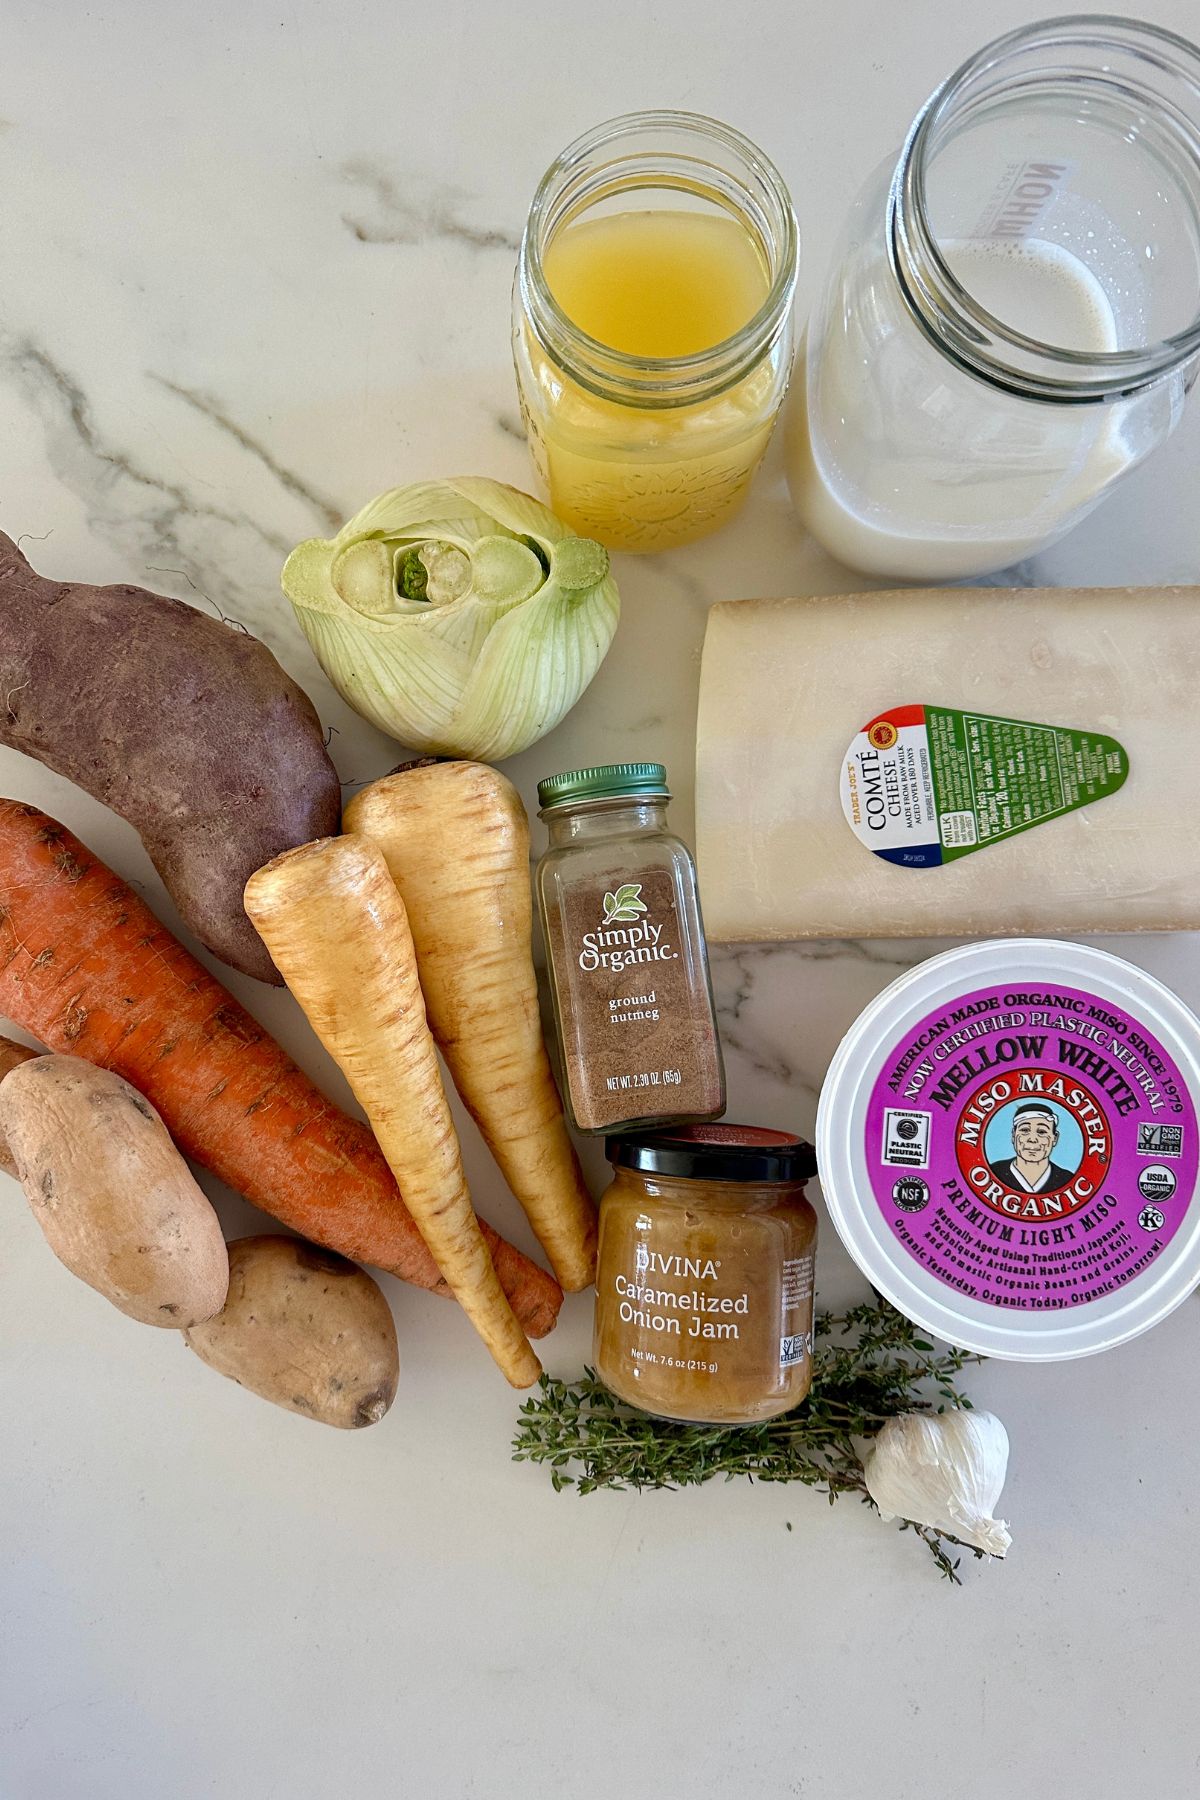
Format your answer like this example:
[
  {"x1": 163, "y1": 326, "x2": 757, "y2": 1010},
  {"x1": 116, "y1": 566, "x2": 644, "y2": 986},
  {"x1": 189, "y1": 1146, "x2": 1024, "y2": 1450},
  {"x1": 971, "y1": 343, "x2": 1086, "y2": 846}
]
[{"x1": 864, "y1": 981, "x2": 1198, "y2": 1312}]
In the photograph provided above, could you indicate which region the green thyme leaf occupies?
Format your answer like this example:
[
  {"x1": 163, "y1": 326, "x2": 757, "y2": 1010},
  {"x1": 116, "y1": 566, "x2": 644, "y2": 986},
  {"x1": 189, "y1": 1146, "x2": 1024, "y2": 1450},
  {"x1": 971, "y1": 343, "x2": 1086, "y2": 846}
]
[{"x1": 511, "y1": 1297, "x2": 987, "y2": 1584}]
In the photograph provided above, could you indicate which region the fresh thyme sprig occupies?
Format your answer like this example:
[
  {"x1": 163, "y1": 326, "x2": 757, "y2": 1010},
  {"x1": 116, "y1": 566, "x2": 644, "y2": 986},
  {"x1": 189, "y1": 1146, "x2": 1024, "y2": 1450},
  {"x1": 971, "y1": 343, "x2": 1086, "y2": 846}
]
[{"x1": 512, "y1": 1298, "x2": 987, "y2": 1583}]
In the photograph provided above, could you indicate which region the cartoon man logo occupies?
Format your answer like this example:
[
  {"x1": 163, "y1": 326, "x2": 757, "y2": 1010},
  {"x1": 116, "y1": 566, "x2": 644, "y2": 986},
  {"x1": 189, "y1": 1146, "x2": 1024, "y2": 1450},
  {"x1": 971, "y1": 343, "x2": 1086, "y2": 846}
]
[{"x1": 988, "y1": 1101, "x2": 1077, "y2": 1195}]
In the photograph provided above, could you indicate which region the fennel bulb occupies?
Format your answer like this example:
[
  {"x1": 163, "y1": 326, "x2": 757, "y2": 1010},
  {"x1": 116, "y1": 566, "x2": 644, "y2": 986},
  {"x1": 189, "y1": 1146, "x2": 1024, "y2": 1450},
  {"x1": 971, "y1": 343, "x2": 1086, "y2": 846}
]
[{"x1": 282, "y1": 477, "x2": 619, "y2": 760}]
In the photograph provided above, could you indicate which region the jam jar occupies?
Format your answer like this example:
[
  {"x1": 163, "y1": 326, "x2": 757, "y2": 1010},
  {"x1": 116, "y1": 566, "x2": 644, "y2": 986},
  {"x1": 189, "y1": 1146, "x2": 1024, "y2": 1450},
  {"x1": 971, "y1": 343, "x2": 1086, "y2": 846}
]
[{"x1": 593, "y1": 1124, "x2": 818, "y2": 1424}]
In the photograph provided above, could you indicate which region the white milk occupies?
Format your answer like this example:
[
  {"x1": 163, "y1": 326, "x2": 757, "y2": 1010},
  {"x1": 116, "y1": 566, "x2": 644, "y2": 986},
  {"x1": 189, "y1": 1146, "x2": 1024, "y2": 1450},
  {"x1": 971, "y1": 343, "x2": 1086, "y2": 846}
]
[{"x1": 787, "y1": 238, "x2": 1140, "y2": 580}]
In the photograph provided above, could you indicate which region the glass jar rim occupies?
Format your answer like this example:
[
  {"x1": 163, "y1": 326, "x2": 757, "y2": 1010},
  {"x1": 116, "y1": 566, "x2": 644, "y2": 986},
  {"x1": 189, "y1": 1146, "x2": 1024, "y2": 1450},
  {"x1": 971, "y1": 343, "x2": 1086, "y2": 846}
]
[
  {"x1": 891, "y1": 14, "x2": 1200, "y2": 402},
  {"x1": 609, "y1": 1123, "x2": 817, "y2": 1185},
  {"x1": 519, "y1": 109, "x2": 800, "y2": 406}
]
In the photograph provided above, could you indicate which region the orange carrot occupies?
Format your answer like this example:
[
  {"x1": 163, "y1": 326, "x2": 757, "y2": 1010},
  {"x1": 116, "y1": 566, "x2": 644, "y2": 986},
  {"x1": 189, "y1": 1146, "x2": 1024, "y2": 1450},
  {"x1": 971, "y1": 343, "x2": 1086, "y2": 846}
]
[{"x1": 0, "y1": 801, "x2": 561, "y2": 1336}]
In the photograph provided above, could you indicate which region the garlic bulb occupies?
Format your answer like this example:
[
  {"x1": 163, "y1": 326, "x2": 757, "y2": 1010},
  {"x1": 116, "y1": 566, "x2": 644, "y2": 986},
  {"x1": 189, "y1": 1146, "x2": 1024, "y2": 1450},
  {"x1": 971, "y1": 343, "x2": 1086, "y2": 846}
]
[{"x1": 864, "y1": 1409, "x2": 1012, "y2": 1557}]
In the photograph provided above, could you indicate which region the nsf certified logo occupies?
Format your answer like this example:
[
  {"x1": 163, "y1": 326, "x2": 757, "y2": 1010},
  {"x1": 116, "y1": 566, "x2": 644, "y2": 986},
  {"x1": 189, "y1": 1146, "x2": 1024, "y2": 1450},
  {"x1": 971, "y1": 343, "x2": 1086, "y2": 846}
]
[{"x1": 892, "y1": 1177, "x2": 930, "y2": 1213}]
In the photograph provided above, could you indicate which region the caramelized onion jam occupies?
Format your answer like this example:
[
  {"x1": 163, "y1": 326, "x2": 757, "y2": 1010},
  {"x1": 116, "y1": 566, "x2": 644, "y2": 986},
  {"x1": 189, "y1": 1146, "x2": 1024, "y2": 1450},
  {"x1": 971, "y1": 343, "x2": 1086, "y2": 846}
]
[{"x1": 593, "y1": 1125, "x2": 818, "y2": 1424}]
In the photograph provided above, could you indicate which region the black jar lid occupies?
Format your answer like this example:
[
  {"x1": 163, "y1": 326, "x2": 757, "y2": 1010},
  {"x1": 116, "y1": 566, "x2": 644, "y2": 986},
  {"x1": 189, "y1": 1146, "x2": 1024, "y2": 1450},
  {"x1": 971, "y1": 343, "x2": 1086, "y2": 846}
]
[{"x1": 607, "y1": 1123, "x2": 817, "y2": 1185}]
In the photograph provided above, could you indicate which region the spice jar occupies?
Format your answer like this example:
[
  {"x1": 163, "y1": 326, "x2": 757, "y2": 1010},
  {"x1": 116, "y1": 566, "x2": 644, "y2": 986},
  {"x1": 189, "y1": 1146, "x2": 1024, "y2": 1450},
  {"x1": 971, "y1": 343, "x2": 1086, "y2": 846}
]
[
  {"x1": 535, "y1": 762, "x2": 725, "y2": 1134},
  {"x1": 594, "y1": 1125, "x2": 818, "y2": 1424},
  {"x1": 513, "y1": 111, "x2": 799, "y2": 553}
]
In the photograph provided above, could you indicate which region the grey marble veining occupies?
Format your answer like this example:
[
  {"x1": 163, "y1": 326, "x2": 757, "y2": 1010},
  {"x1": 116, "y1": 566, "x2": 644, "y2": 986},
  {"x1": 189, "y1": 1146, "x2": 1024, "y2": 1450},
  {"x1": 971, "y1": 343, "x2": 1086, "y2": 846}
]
[
  {"x1": 148, "y1": 375, "x2": 347, "y2": 533},
  {"x1": 0, "y1": 332, "x2": 294, "y2": 613},
  {"x1": 3, "y1": 4, "x2": 1200, "y2": 1792},
  {"x1": 339, "y1": 157, "x2": 520, "y2": 252}
]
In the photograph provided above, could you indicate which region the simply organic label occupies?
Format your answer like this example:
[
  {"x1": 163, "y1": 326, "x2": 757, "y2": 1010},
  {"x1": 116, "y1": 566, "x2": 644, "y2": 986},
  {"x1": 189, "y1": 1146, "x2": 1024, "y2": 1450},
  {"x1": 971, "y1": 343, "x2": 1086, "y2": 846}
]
[
  {"x1": 840, "y1": 703, "x2": 1129, "y2": 869},
  {"x1": 577, "y1": 881, "x2": 680, "y2": 977},
  {"x1": 864, "y1": 981, "x2": 1198, "y2": 1312},
  {"x1": 551, "y1": 863, "x2": 722, "y2": 1131}
]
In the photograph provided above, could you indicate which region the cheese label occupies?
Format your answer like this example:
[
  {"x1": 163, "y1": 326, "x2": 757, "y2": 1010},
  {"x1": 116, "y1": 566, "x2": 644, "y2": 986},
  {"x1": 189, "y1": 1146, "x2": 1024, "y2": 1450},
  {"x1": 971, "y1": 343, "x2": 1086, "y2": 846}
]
[{"x1": 840, "y1": 704, "x2": 1129, "y2": 869}]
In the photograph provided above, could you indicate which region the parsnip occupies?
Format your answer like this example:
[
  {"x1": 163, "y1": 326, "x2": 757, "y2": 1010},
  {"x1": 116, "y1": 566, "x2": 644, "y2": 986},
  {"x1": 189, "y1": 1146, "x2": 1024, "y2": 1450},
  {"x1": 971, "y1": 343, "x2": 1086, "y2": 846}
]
[
  {"x1": 244, "y1": 835, "x2": 541, "y2": 1387},
  {"x1": 347, "y1": 762, "x2": 597, "y2": 1291},
  {"x1": 0, "y1": 799, "x2": 560, "y2": 1332}
]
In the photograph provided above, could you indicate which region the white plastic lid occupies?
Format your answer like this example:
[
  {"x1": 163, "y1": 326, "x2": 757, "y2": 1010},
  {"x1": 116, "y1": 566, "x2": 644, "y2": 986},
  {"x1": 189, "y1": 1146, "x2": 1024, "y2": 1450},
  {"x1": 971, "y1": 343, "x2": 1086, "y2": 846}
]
[{"x1": 816, "y1": 939, "x2": 1200, "y2": 1361}]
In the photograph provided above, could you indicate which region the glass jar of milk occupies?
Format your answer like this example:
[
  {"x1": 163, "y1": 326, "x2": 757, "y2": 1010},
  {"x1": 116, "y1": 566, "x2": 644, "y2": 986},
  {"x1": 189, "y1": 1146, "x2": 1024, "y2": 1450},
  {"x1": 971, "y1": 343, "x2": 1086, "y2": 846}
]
[{"x1": 787, "y1": 17, "x2": 1200, "y2": 581}]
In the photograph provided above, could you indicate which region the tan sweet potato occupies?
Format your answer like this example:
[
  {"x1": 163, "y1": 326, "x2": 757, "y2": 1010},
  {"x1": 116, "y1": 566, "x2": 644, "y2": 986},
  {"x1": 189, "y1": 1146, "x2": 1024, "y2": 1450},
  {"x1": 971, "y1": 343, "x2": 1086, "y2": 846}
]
[
  {"x1": 0, "y1": 533, "x2": 341, "y2": 984},
  {"x1": 0, "y1": 1053, "x2": 229, "y2": 1326},
  {"x1": 183, "y1": 1236, "x2": 399, "y2": 1427},
  {"x1": 0, "y1": 1034, "x2": 38, "y2": 1177}
]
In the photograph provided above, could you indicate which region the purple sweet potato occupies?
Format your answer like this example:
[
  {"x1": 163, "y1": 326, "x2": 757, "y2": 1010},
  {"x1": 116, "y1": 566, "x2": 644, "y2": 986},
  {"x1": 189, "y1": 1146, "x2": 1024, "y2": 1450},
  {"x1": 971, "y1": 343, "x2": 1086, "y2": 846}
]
[{"x1": 0, "y1": 533, "x2": 340, "y2": 984}]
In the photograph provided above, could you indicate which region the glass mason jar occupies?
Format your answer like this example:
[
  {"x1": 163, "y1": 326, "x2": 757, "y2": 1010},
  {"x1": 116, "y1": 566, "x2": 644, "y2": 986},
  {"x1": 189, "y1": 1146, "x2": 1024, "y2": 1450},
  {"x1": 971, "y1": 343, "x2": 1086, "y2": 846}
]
[
  {"x1": 513, "y1": 111, "x2": 799, "y2": 553},
  {"x1": 534, "y1": 762, "x2": 725, "y2": 1134},
  {"x1": 786, "y1": 16, "x2": 1200, "y2": 582},
  {"x1": 593, "y1": 1126, "x2": 818, "y2": 1424}
]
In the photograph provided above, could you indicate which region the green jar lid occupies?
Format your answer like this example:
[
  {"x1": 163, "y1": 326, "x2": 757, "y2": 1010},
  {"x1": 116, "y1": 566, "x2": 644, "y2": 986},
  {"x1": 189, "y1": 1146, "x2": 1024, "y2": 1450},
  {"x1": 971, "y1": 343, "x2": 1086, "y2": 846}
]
[{"x1": 537, "y1": 762, "x2": 669, "y2": 810}]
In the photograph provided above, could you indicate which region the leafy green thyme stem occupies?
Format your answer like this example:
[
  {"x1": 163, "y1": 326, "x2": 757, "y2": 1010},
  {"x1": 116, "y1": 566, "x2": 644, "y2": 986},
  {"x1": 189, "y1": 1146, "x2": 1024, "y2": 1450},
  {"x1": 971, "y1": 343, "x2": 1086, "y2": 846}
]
[{"x1": 512, "y1": 1298, "x2": 988, "y2": 1583}]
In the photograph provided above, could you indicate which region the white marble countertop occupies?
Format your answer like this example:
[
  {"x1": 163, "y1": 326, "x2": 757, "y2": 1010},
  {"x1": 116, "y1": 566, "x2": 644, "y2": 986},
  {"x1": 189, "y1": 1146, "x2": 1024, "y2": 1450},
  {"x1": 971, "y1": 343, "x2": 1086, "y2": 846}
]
[{"x1": 3, "y1": 3, "x2": 1200, "y2": 1796}]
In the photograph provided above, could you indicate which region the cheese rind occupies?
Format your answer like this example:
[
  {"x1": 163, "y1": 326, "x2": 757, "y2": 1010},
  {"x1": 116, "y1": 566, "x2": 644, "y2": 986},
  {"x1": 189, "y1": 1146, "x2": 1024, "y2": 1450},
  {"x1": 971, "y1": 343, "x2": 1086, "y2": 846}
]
[{"x1": 696, "y1": 587, "x2": 1200, "y2": 941}]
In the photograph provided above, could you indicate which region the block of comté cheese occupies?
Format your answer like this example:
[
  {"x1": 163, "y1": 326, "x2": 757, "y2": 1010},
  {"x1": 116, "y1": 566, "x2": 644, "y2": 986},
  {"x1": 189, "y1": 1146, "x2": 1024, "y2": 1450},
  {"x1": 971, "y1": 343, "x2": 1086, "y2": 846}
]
[{"x1": 696, "y1": 587, "x2": 1200, "y2": 940}]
